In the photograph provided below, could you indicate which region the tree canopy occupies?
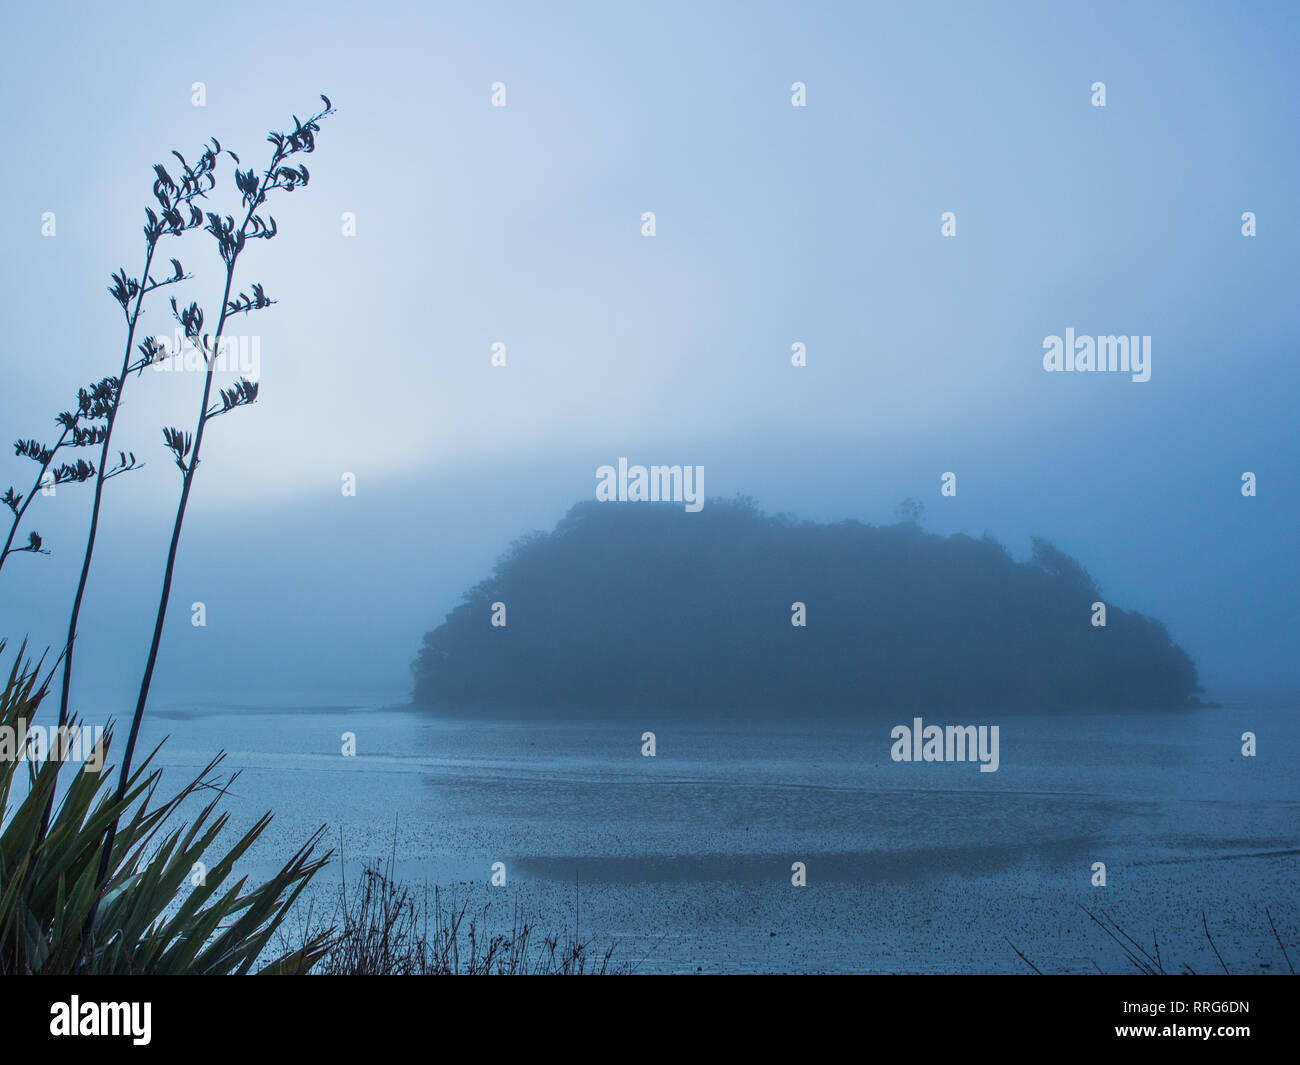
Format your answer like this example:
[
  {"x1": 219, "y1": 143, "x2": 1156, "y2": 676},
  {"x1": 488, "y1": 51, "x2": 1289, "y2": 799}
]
[{"x1": 412, "y1": 498, "x2": 1202, "y2": 714}]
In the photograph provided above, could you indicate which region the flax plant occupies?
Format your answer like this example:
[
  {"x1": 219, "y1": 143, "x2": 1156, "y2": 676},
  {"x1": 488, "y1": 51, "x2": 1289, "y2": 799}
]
[{"x1": 89, "y1": 97, "x2": 335, "y2": 936}]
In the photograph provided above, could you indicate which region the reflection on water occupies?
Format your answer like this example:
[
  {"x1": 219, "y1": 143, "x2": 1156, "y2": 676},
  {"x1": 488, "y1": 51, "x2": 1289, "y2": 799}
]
[{"x1": 71, "y1": 691, "x2": 1300, "y2": 973}]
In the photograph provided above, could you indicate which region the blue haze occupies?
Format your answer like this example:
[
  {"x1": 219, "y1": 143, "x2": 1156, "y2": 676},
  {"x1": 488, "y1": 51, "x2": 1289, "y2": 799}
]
[{"x1": 2, "y1": 1, "x2": 1298, "y2": 976}]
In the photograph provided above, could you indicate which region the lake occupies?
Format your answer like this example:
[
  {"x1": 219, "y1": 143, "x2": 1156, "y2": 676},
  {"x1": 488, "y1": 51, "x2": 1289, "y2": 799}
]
[{"x1": 73, "y1": 691, "x2": 1300, "y2": 973}]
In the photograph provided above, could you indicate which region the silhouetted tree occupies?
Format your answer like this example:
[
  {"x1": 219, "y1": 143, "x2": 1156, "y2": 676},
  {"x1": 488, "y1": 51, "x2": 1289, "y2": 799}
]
[
  {"x1": 1030, "y1": 536, "x2": 1099, "y2": 596},
  {"x1": 413, "y1": 500, "x2": 1202, "y2": 714},
  {"x1": 894, "y1": 498, "x2": 926, "y2": 525}
]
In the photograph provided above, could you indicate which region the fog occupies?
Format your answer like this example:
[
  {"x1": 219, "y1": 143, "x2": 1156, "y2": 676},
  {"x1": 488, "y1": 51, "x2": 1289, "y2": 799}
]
[{"x1": 2, "y1": 0, "x2": 1297, "y2": 712}]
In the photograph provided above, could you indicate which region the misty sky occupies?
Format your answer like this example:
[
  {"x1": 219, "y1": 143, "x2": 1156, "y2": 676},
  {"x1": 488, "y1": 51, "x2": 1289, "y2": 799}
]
[{"x1": 1, "y1": 0, "x2": 1297, "y2": 711}]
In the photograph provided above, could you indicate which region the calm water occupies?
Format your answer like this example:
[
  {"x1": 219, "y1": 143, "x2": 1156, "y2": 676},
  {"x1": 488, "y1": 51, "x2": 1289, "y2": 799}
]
[{"x1": 70, "y1": 692, "x2": 1300, "y2": 973}]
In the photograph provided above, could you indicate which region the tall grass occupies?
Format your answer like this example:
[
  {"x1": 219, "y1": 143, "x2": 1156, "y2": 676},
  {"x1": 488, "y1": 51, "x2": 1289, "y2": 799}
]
[
  {"x1": 288, "y1": 854, "x2": 620, "y2": 976},
  {"x1": 1009, "y1": 904, "x2": 1298, "y2": 975}
]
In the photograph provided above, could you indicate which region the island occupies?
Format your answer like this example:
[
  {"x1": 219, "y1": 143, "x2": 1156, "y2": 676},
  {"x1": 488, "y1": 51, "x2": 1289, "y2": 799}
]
[{"x1": 411, "y1": 497, "x2": 1203, "y2": 714}]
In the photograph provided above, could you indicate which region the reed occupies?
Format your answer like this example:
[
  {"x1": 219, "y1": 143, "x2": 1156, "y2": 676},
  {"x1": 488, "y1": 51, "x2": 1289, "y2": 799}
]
[{"x1": 294, "y1": 856, "x2": 621, "y2": 976}]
